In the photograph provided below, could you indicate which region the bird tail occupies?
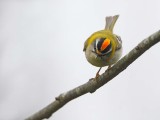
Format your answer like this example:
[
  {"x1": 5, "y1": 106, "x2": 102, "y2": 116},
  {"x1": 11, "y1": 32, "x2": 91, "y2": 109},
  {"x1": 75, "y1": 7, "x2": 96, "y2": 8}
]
[{"x1": 105, "y1": 15, "x2": 119, "y2": 32}]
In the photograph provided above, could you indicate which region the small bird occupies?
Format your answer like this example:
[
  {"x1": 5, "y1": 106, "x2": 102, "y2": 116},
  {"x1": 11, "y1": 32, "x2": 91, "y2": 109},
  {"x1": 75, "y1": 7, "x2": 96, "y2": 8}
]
[{"x1": 83, "y1": 15, "x2": 122, "y2": 78}]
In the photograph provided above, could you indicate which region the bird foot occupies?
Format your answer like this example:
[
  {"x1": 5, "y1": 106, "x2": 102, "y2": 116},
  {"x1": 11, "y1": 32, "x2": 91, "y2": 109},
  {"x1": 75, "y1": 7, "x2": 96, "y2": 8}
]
[
  {"x1": 105, "y1": 65, "x2": 111, "y2": 72},
  {"x1": 95, "y1": 73, "x2": 100, "y2": 79}
]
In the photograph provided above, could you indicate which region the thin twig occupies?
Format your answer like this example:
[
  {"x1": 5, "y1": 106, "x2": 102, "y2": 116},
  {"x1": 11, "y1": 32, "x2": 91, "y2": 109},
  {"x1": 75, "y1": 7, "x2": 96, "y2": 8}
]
[{"x1": 25, "y1": 30, "x2": 160, "y2": 120}]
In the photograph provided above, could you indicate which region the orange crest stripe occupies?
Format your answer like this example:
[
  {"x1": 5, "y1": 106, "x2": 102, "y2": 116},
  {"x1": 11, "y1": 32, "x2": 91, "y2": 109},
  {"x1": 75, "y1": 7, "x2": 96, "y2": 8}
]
[{"x1": 100, "y1": 38, "x2": 110, "y2": 51}]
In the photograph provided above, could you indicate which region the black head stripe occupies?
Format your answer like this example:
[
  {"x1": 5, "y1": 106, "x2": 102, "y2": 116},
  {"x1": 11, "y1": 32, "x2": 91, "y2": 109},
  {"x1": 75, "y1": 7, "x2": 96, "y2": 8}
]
[
  {"x1": 94, "y1": 37, "x2": 112, "y2": 55},
  {"x1": 97, "y1": 38, "x2": 106, "y2": 51}
]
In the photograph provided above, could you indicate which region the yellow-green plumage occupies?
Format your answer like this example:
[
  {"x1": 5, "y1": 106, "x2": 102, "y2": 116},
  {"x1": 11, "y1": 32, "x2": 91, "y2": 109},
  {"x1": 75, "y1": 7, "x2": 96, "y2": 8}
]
[
  {"x1": 83, "y1": 15, "x2": 122, "y2": 68},
  {"x1": 83, "y1": 30, "x2": 117, "y2": 63}
]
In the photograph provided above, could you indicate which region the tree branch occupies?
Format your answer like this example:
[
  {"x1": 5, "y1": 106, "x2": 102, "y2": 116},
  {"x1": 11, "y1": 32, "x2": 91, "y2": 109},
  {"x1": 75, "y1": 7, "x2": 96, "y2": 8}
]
[{"x1": 25, "y1": 30, "x2": 160, "y2": 120}]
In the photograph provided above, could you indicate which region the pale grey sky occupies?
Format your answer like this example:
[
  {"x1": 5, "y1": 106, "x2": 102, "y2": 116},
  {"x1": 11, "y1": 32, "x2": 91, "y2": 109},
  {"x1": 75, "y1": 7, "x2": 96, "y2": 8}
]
[{"x1": 0, "y1": 0, "x2": 160, "y2": 120}]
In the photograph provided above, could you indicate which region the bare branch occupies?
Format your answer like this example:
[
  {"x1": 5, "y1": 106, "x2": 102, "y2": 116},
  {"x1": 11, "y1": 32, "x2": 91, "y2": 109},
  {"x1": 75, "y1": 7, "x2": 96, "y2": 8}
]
[{"x1": 25, "y1": 30, "x2": 160, "y2": 120}]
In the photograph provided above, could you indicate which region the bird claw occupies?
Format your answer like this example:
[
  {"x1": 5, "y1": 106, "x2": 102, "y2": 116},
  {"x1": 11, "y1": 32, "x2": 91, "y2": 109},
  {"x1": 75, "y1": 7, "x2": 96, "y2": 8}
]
[
  {"x1": 93, "y1": 67, "x2": 102, "y2": 81},
  {"x1": 105, "y1": 65, "x2": 111, "y2": 72},
  {"x1": 95, "y1": 73, "x2": 100, "y2": 79}
]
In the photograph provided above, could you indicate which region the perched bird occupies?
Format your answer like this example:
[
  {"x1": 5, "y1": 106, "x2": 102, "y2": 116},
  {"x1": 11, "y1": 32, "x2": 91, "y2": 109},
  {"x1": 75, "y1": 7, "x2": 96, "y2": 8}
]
[{"x1": 83, "y1": 15, "x2": 122, "y2": 78}]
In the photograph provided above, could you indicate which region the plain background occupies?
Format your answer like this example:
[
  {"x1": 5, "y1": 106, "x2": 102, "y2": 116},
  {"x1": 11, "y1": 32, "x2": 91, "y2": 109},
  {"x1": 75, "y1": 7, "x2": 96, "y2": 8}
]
[{"x1": 0, "y1": 0, "x2": 160, "y2": 120}]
